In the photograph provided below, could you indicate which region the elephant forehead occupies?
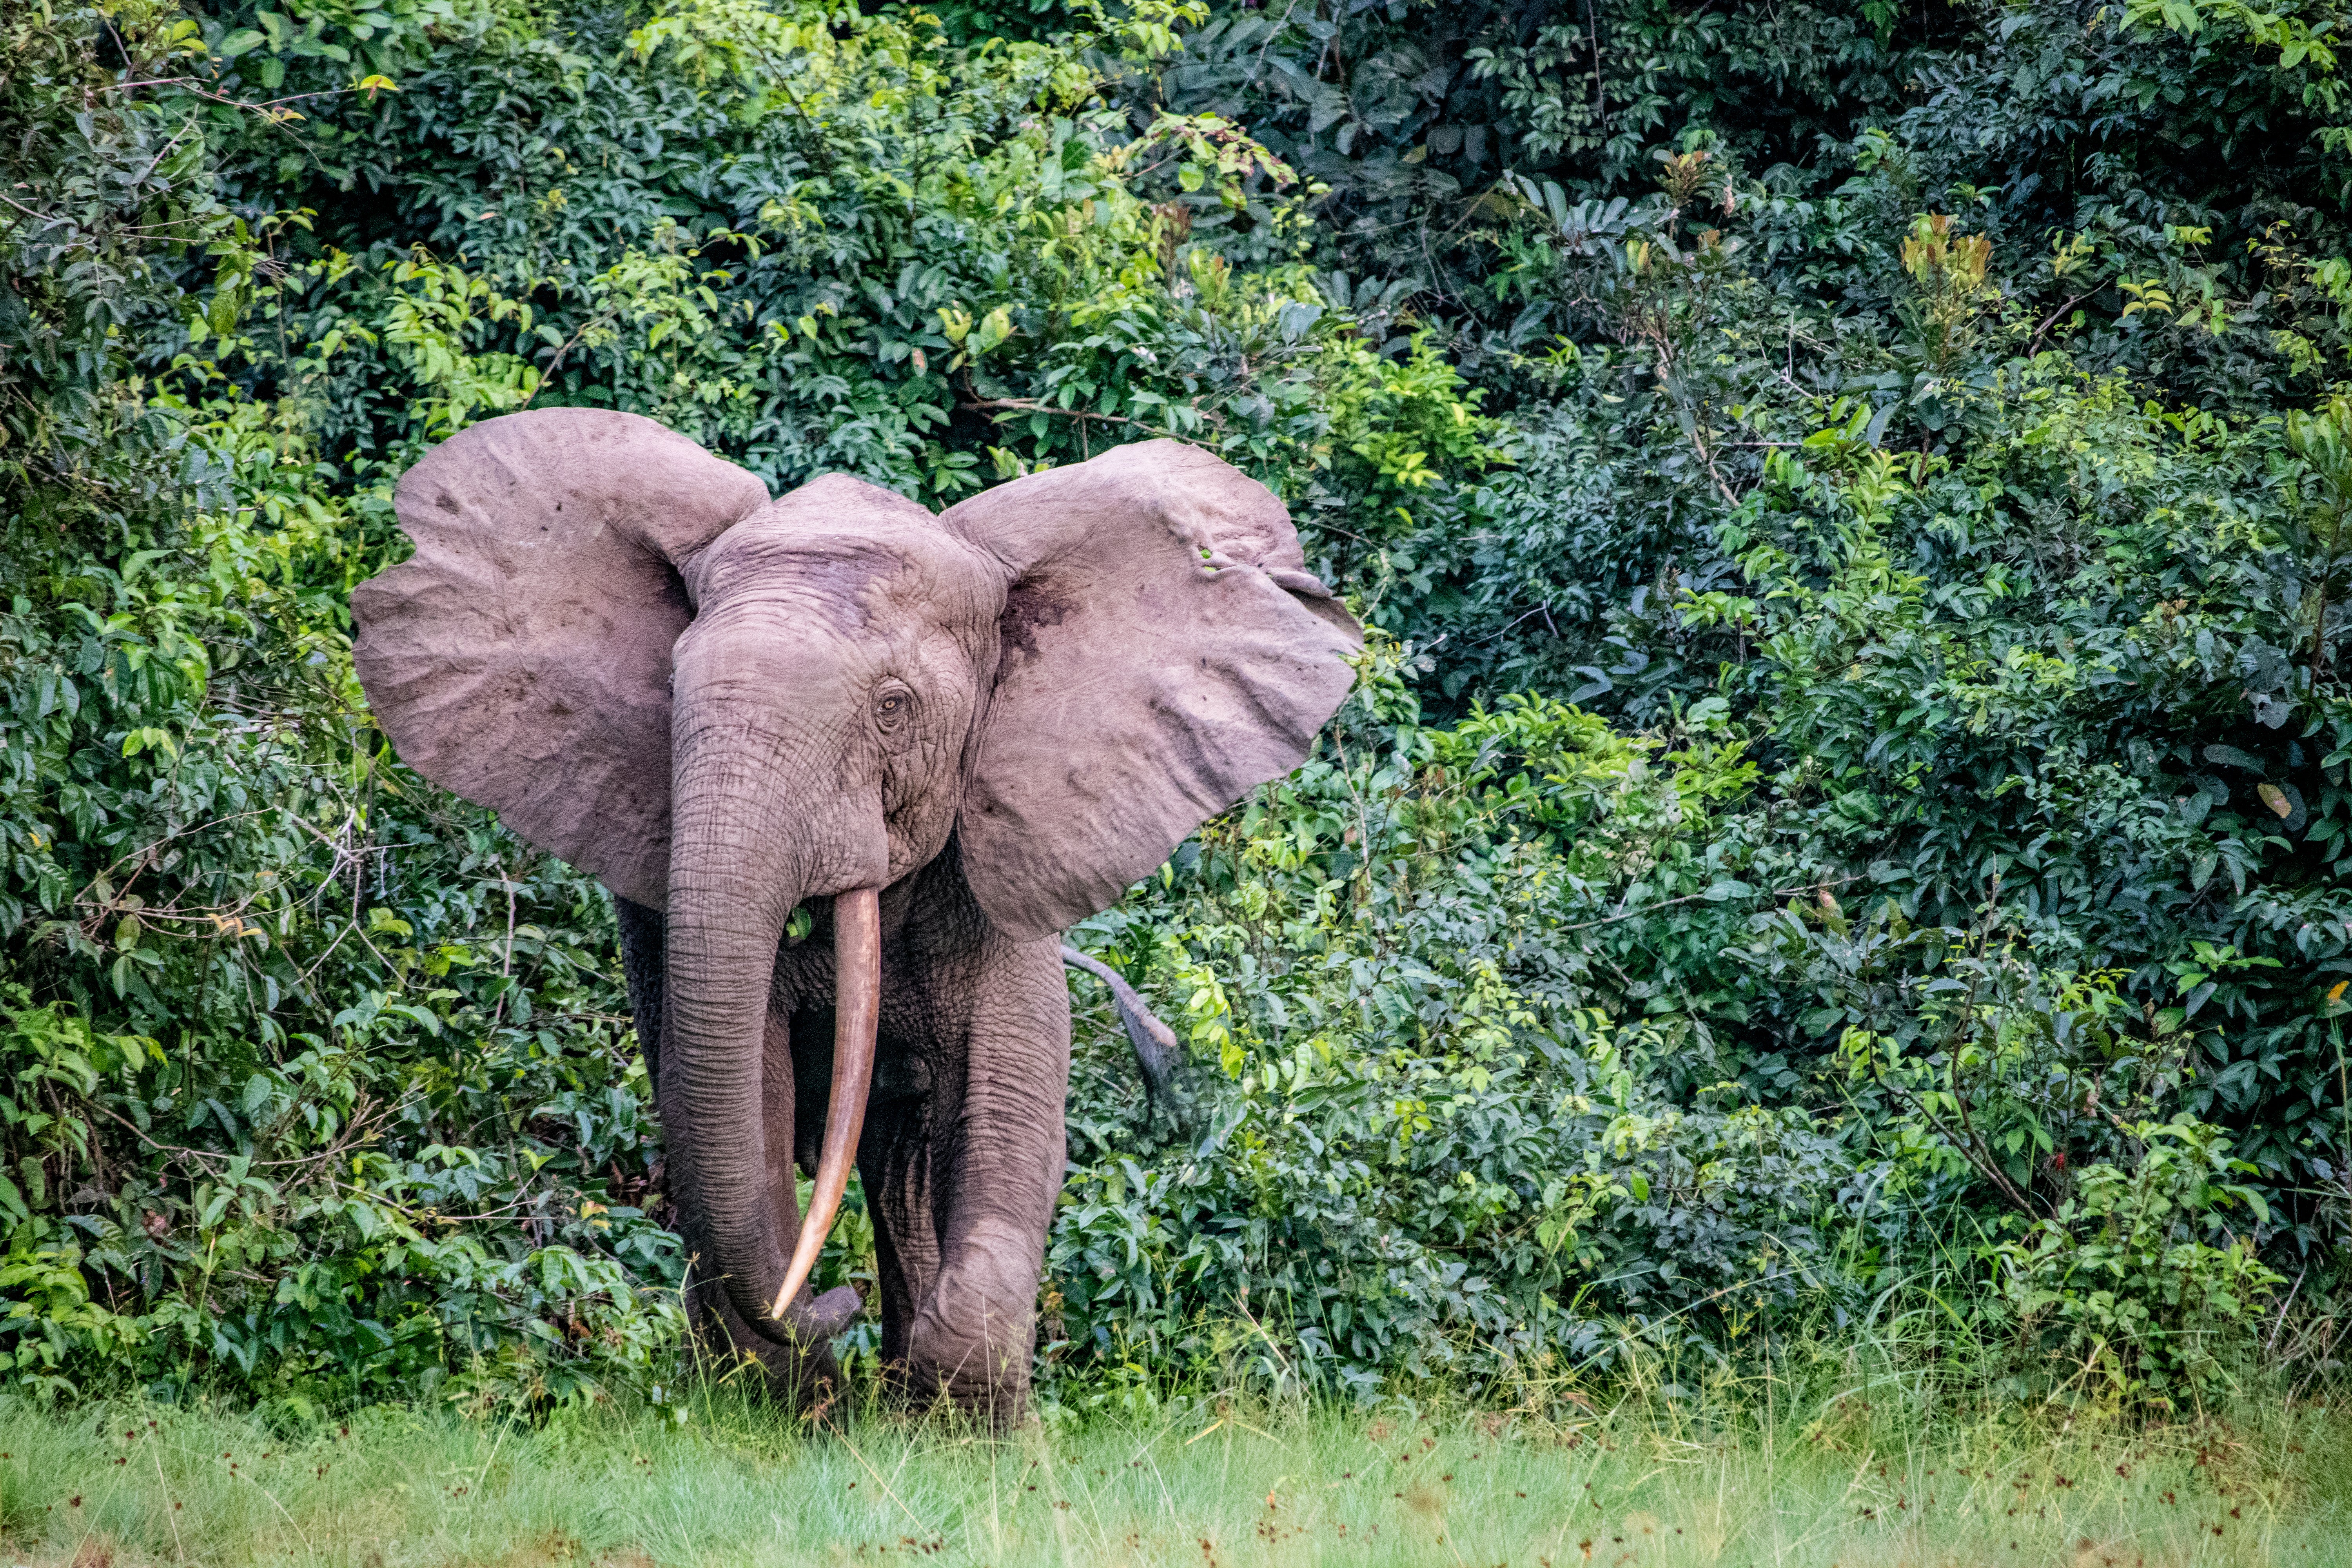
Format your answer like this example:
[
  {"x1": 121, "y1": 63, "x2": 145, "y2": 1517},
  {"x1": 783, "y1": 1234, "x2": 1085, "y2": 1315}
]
[
  {"x1": 687, "y1": 512, "x2": 1002, "y2": 633},
  {"x1": 690, "y1": 533, "x2": 902, "y2": 631}
]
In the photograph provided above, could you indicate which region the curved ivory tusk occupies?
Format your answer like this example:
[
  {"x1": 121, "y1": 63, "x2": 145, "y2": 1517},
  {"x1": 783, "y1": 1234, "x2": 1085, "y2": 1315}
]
[{"x1": 768, "y1": 886, "x2": 879, "y2": 1326}]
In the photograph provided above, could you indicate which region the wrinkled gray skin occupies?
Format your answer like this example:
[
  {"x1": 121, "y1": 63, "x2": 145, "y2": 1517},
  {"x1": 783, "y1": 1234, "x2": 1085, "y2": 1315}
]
[
  {"x1": 350, "y1": 410, "x2": 1359, "y2": 1422},
  {"x1": 614, "y1": 861, "x2": 1065, "y2": 1411}
]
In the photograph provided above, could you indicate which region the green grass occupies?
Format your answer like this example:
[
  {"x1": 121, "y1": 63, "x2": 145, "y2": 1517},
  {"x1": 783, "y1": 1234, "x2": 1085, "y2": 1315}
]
[{"x1": 4, "y1": 1382, "x2": 2351, "y2": 1568}]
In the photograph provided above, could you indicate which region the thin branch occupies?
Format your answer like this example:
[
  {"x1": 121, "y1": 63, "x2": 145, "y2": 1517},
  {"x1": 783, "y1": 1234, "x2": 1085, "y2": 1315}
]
[
  {"x1": 960, "y1": 397, "x2": 1166, "y2": 432},
  {"x1": 90, "y1": 1096, "x2": 390, "y2": 1174},
  {"x1": 98, "y1": 76, "x2": 374, "y2": 116},
  {"x1": 2270, "y1": 1261, "x2": 2310, "y2": 1352},
  {"x1": 1552, "y1": 872, "x2": 1862, "y2": 935},
  {"x1": 2028, "y1": 288, "x2": 2103, "y2": 356},
  {"x1": 489, "y1": 860, "x2": 519, "y2": 1029},
  {"x1": 74, "y1": 810, "x2": 272, "y2": 907}
]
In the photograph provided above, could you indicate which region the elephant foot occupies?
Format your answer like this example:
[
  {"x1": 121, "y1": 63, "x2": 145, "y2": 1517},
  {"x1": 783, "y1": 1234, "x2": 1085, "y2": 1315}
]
[
  {"x1": 893, "y1": 1313, "x2": 1033, "y2": 1428},
  {"x1": 887, "y1": 1361, "x2": 1030, "y2": 1430}
]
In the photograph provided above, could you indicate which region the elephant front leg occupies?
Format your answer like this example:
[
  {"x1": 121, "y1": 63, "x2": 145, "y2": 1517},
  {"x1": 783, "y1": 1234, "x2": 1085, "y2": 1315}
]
[{"x1": 898, "y1": 936, "x2": 1070, "y2": 1423}]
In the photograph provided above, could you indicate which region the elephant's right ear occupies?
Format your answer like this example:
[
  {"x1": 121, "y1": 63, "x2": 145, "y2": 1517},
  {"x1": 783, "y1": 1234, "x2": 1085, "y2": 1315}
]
[{"x1": 351, "y1": 409, "x2": 768, "y2": 909}]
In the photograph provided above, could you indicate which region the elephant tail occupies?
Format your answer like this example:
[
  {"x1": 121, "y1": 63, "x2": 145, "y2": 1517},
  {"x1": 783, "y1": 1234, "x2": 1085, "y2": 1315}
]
[{"x1": 1060, "y1": 946, "x2": 1184, "y2": 1112}]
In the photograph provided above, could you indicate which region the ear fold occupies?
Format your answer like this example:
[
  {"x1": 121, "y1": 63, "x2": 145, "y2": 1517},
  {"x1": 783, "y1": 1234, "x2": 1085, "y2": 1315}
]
[
  {"x1": 944, "y1": 440, "x2": 1362, "y2": 941},
  {"x1": 351, "y1": 409, "x2": 769, "y2": 908}
]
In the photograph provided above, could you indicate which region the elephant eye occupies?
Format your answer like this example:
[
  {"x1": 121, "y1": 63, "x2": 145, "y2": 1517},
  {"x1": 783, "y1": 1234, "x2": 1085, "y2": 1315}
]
[{"x1": 872, "y1": 683, "x2": 913, "y2": 734}]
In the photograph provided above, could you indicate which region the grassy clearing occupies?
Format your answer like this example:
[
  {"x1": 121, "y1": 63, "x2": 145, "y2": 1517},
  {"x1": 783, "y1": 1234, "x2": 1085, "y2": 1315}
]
[{"x1": 2, "y1": 1382, "x2": 2349, "y2": 1568}]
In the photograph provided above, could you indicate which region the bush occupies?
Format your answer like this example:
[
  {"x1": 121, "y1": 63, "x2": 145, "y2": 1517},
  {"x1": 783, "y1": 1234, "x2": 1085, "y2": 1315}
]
[
  {"x1": 1045, "y1": 651, "x2": 1866, "y2": 1408},
  {"x1": 1996, "y1": 1120, "x2": 2285, "y2": 1412}
]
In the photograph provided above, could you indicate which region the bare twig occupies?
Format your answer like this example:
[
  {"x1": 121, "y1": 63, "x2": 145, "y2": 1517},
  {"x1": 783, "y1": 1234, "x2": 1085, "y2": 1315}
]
[
  {"x1": 1552, "y1": 872, "x2": 1862, "y2": 935},
  {"x1": 2028, "y1": 289, "x2": 2103, "y2": 356},
  {"x1": 961, "y1": 397, "x2": 1168, "y2": 433},
  {"x1": 2270, "y1": 1261, "x2": 2310, "y2": 1353},
  {"x1": 491, "y1": 860, "x2": 518, "y2": 1027},
  {"x1": 90, "y1": 1094, "x2": 391, "y2": 1174},
  {"x1": 521, "y1": 301, "x2": 626, "y2": 403}
]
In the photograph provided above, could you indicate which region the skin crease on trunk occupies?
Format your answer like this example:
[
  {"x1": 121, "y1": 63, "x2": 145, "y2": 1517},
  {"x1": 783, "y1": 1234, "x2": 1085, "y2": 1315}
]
[{"x1": 349, "y1": 412, "x2": 1363, "y2": 1425}]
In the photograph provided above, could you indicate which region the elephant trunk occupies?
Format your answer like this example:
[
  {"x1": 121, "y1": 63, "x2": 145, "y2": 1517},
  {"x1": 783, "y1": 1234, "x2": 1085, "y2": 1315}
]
[{"x1": 662, "y1": 739, "x2": 879, "y2": 1344}]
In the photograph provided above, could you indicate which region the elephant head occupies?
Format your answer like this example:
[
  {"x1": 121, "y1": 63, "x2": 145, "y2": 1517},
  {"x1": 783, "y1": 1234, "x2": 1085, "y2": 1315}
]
[{"x1": 350, "y1": 409, "x2": 1360, "y2": 1349}]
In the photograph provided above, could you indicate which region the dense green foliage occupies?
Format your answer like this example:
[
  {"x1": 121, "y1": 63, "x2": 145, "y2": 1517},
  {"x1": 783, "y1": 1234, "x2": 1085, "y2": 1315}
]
[{"x1": 8, "y1": 0, "x2": 2352, "y2": 1418}]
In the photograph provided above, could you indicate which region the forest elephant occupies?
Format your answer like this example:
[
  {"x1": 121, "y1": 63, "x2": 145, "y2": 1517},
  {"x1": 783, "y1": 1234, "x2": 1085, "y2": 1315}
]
[{"x1": 348, "y1": 410, "x2": 1362, "y2": 1421}]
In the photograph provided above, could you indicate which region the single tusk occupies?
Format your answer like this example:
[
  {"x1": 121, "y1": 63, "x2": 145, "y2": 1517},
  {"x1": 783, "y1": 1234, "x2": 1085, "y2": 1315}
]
[{"x1": 768, "y1": 886, "x2": 879, "y2": 1325}]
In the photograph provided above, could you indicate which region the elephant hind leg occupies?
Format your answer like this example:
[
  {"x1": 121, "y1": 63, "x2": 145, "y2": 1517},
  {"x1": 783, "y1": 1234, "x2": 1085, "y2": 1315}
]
[
  {"x1": 858, "y1": 1093, "x2": 940, "y2": 1393},
  {"x1": 615, "y1": 896, "x2": 666, "y2": 1083}
]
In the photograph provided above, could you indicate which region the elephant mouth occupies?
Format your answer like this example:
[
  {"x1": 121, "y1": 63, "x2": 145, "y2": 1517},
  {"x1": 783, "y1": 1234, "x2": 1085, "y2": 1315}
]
[{"x1": 768, "y1": 883, "x2": 880, "y2": 1326}]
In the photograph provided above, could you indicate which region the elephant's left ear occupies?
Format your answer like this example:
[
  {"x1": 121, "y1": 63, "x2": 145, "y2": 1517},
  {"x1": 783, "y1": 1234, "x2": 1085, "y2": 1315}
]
[{"x1": 942, "y1": 440, "x2": 1362, "y2": 941}]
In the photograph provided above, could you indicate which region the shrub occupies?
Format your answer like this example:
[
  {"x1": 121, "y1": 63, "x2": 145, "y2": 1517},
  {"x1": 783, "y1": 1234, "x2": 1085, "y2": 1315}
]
[{"x1": 1996, "y1": 1120, "x2": 2285, "y2": 1412}]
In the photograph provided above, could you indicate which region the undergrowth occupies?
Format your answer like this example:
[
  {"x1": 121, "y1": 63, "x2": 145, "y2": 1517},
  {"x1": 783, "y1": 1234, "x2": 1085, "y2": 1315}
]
[{"x1": 4, "y1": 1356, "x2": 2350, "y2": 1568}]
